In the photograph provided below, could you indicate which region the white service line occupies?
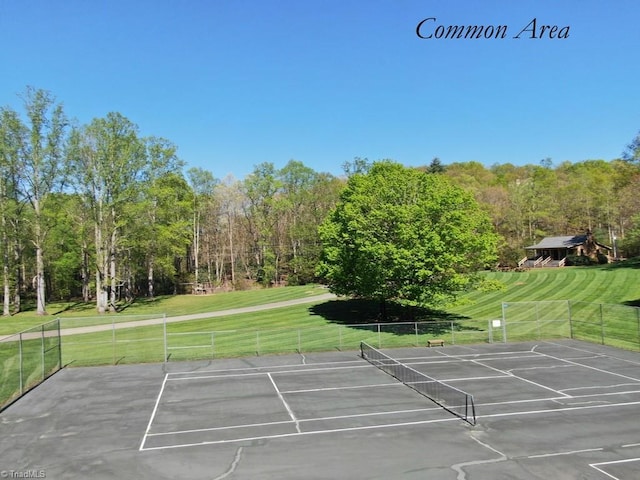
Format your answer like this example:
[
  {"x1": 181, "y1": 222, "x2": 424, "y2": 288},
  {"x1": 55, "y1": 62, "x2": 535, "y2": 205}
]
[
  {"x1": 139, "y1": 373, "x2": 169, "y2": 451},
  {"x1": 590, "y1": 457, "x2": 640, "y2": 480},
  {"x1": 268, "y1": 372, "x2": 300, "y2": 433},
  {"x1": 536, "y1": 350, "x2": 640, "y2": 384},
  {"x1": 140, "y1": 416, "x2": 458, "y2": 451}
]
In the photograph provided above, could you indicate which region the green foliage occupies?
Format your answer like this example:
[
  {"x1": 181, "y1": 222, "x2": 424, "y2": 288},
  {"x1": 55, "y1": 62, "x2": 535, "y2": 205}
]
[
  {"x1": 317, "y1": 161, "x2": 499, "y2": 307},
  {"x1": 565, "y1": 254, "x2": 594, "y2": 266}
]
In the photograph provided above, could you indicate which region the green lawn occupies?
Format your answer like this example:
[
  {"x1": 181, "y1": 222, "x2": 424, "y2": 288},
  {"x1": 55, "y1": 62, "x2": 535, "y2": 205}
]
[
  {"x1": 3, "y1": 263, "x2": 640, "y2": 408},
  {"x1": 0, "y1": 284, "x2": 330, "y2": 335},
  {"x1": 4, "y1": 262, "x2": 640, "y2": 366}
]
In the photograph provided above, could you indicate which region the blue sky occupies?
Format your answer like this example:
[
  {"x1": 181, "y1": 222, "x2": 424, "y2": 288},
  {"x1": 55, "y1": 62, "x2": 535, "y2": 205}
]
[{"x1": 1, "y1": 0, "x2": 639, "y2": 179}]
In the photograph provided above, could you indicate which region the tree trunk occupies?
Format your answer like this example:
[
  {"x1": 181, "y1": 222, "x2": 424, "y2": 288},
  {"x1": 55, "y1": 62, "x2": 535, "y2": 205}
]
[
  {"x1": 147, "y1": 258, "x2": 154, "y2": 298},
  {"x1": 35, "y1": 244, "x2": 46, "y2": 315},
  {"x1": 95, "y1": 219, "x2": 106, "y2": 314},
  {"x1": 109, "y1": 227, "x2": 117, "y2": 312},
  {"x1": 2, "y1": 213, "x2": 9, "y2": 316},
  {"x1": 13, "y1": 239, "x2": 22, "y2": 314},
  {"x1": 81, "y1": 245, "x2": 90, "y2": 302}
]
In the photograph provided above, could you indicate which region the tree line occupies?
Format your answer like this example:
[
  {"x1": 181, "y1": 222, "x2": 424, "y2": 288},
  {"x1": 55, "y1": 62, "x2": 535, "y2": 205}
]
[{"x1": 1, "y1": 87, "x2": 639, "y2": 314}]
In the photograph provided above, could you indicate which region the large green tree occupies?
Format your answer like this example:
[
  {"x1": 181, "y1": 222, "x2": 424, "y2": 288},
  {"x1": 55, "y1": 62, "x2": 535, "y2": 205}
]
[
  {"x1": 15, "y1": 87, "x2": 68, "y2": 315},
  {"x1": 317, "y1": 161, "x2": 499, "y2": 311},
  {"x1": 67, "y1": 112, "x2": 146, "y2": 313}
]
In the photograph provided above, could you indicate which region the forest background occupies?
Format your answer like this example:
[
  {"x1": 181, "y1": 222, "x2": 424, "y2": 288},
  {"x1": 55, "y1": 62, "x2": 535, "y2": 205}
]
[{"x1": 2, "y1": 87, "x2": 640, "y2": 315}]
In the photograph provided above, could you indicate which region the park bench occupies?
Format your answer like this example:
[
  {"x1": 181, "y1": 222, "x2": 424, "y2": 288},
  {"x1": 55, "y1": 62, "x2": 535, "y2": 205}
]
[{"x1": 427, "y1": 339, "x2": 445, "y2": 347}]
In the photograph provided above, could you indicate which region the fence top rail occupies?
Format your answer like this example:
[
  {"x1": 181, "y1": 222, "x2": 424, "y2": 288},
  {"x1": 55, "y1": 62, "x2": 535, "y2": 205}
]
[
  {"x1": 503, "y1": 300, "x2": 639, "y2": 311},
  {"x1": 164, "y1": 320, "x2": 463, "y2": 336},
  {"x1": 0, "y1": 318, "x2": 60, "y2": 343}
]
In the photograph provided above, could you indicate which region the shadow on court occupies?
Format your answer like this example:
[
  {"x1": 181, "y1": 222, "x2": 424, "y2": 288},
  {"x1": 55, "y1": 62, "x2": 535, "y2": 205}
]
[{"x1": 1, "y1": 340, "x2": 639, "y2": 479}]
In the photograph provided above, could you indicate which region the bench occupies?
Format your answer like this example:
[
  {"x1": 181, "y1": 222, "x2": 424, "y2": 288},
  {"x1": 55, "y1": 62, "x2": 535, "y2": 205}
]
[{"x1": 427, "y1": 339, "x2": 445, "y2": 347}]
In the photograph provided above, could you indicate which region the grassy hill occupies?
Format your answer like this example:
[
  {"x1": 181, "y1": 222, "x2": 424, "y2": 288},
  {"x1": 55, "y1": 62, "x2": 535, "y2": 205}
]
[
  {"x1": 2, "y1": 261, "x2": 639, "y2": 336},
  {"x1": 2, "y1": 262, "x2": 639, "y2": 406},
  {"x1": 448, "y1": 261, "x2": 640, "y2": 321}
]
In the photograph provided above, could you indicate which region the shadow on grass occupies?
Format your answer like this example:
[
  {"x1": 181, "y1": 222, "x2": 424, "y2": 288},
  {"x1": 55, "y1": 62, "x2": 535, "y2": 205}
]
[{"x1": 309, "y1": 298, "x2": 476, "y2": 335}]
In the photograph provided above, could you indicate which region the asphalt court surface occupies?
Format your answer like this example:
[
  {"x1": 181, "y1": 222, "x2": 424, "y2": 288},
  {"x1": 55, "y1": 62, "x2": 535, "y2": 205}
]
[{"x1": 1, "y1": 339, "x2": 639, "y2": 479}]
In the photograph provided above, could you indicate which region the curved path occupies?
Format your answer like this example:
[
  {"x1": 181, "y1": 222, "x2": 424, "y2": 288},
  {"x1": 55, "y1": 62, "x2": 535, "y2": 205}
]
[
  {"x1": 0, "y1": 292, "x2": 337, "y2": 341},
  {"x1": 61, "y1": 292, "x2": 337, "y2": 336}
]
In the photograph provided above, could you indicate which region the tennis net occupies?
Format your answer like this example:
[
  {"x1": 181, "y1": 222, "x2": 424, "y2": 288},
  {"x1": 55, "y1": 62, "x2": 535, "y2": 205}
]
[{"x1": 360, "y1": 342, "x2": 476, "y2": 425}]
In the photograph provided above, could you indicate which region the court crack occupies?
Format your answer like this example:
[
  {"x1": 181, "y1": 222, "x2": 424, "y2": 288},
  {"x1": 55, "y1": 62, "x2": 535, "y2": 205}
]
[
  {"x1": 212, "y1": 446, "x2": 243, "y2": 480},
  {"x1": 451, "y1": 434, "x2": 508, "y2": 480}
]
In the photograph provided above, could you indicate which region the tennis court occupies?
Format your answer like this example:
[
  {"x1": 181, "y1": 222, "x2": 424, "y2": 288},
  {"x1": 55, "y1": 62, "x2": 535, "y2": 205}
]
[{"x1": 1, "y1": 339, "x2": 639, "y2": 479}]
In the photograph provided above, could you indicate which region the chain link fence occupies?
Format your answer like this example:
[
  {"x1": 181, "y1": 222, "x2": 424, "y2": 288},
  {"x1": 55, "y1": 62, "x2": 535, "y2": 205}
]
[
  {"x1": 0, "y1": 319, "x2": 61, "y2": 411},
  {"x1": 496, "y1": 300, "x2": 640, "y2": 350},
  {"x1": 4, "y1": 300, "x2": 637, "y2": 409},
  {"x1": 163, "y1": 320, "x2": 487, "y2": 361}
]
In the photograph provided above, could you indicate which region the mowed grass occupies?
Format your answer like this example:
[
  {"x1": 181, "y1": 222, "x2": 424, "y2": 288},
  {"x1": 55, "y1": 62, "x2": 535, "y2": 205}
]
[
  {"x1": 0, "y1": 285, "x2": 331, "y2": 335},
  {"x1": 3, "y1": 262, "x2": 640, "y2": 366}
]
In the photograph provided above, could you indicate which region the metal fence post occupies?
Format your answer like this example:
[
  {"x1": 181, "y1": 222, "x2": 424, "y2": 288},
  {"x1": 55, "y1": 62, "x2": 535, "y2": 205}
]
[
  {"x1": 568, "y1": 300, "x2": 573, "y2": 339},
  {"x1": 163, "y1": 314, "x2": 168, "y2": 362},
  {"x1": 19, "y1": 333, "x2": 24, "y2": 395},
  {"x1": 41, "y1": 325, "x2": 46, "y2": 380},
  {"x1": 637, "y1": 307, "x2": 640, "y2": 351},
  {"x1": 112, "y1": 317, "x2": 116, "y2": 365},
  {"x1": 600, "y1": 303, "x2": 605, "y2": 345},
  {"x1": 501, "y1": 303, "x2": 508, "y2": 343},
  {"x1": 57, "y1": 318, "x2": 62, "y2": 368},
  {"x1": 414, "y1": 322, "x2": 419, "y2": 347},
  {"x1": 450, "y1": 321, "x2": 455, "y2": 345}
]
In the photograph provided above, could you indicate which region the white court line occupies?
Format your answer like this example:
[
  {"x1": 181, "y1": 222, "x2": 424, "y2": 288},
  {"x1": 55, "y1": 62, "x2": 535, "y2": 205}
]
[
  {"x1": 474, "y1": 359, "x2": 572, "y2": 397},
  {"x1": 147, "y1": 404, "x2": 445, "y2": 438},
  {"x1": 140, "y1": 416, "x2": 458, "y2": 451},
  {"x1": 141, "y1": 399, "x2": 640, "y2": 451},
  {"x1": 281, "y1": 381, "x2": 399, "y2": 394},
  {"x1": 268, "y1": 373, "x2": 300, "y2": 433},
  {"x1": 590, "y1": 457, "x2": 640, "y2": 480},
  {"x1": 477, "y1": 399, "x2": 640, "y2": 420},
  {"x1": 167, "y1": 363, "x2": 373, "y2": 381},
  {"x1": 139, "y1": 373, "x2": 169, "y2": 451},
  {"x1": 527, "y1": 447, "x2": 603, "y2": 459},
  {"x1": 476, "y1": 388, "x2": 640, "y2": 408},
  {"x1": 435, "y1": 348, "x2": 573, "y2": 398},
  {"x1": 534, "y1": 350, "x2": 640, "y2": 384},
  {"x1": 147, "y1": 418, "x2": 296, "y2": 437},
  {"x1": 166, "y1": 358, "x2": 365, "y2": 377},
  {"x1": 544, "y1": 340, "x2": 640, "y2": 366},
  {"x1": 561, "y1": 382, "x2": 640, "y2": 393}
]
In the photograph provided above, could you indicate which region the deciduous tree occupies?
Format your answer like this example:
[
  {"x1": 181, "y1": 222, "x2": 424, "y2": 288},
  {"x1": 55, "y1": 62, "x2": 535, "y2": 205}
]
[{"x1": 317, "y1": 161, "x2": 499, "y2": 314}]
